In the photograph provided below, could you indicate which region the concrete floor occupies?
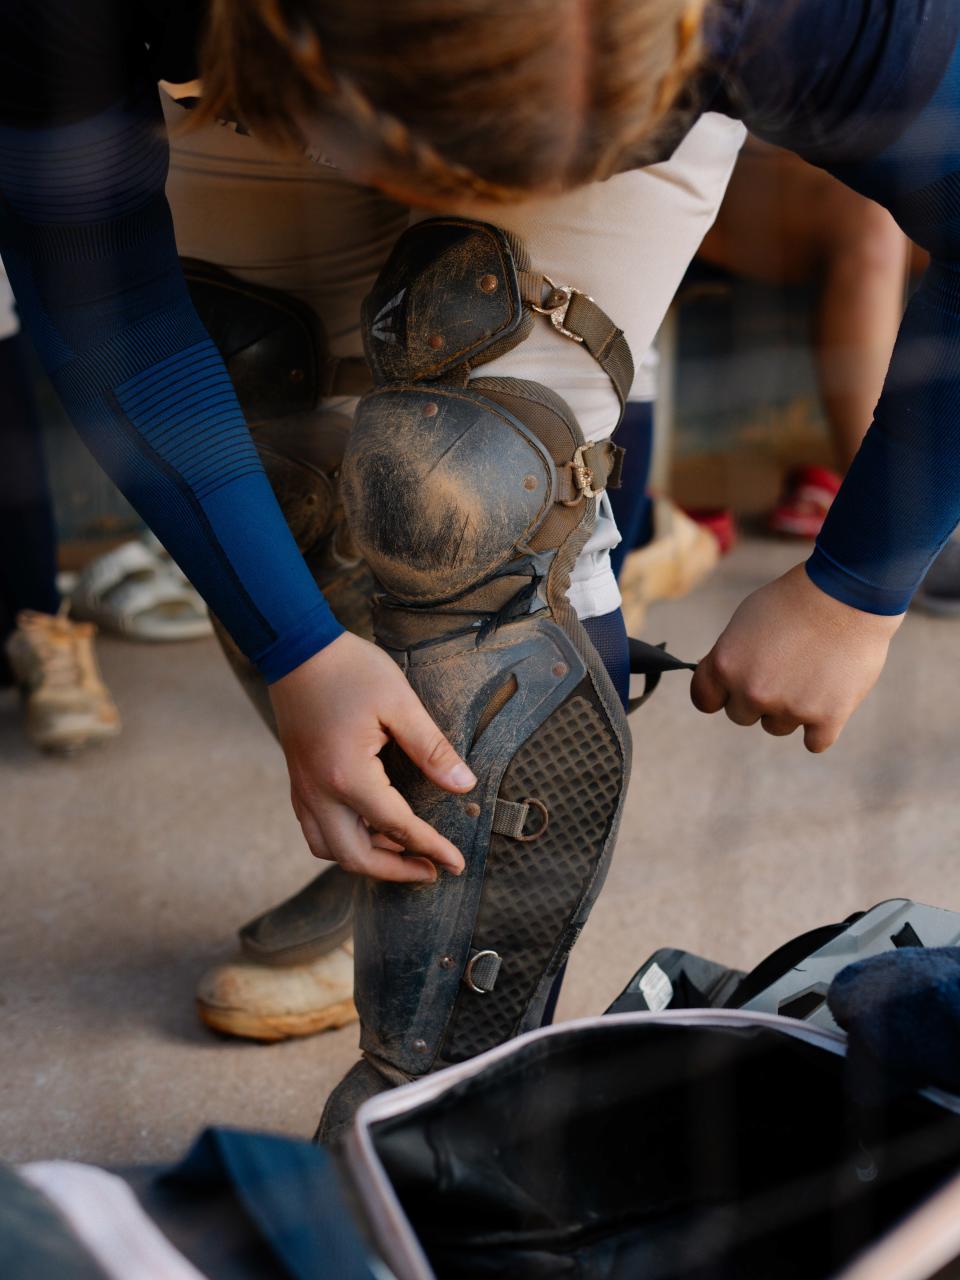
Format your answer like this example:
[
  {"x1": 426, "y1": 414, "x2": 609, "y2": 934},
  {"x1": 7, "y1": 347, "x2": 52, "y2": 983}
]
[{"x1": 2, "y1": 537, "x2": 959, "y2": 1167}]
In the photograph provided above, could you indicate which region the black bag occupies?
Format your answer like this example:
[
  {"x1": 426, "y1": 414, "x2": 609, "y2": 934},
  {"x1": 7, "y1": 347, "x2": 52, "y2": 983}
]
[{"x1": 342, "y1": 900, "x2": 960, "y2": 1280}]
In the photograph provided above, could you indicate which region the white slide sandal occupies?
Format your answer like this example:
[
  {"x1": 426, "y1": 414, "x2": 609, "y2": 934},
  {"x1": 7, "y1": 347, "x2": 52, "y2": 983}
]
[{"x1": 69, "y1": 539, "x2": 213, "y2": 642}]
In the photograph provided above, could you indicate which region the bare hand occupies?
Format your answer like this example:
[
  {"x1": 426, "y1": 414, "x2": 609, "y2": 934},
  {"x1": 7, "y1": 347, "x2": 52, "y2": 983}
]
[
  {"x1": 269, "y1": 632, "x2": 476, "y2": 882},
  {"x1": 691, "y1": 564, "x2": 903, "y2": 752}
]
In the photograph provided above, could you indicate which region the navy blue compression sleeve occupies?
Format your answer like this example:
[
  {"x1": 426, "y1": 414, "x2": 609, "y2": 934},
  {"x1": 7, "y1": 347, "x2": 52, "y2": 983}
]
[
  {"x1": 0, "y1": 89, "x2": 343, "y2": 680},
  {"x1": 809, "y1": 37, "x2": 960, "y2": 613},
  {"x1": 706, "y1": 0, "x2": 960, "y2": 615}
]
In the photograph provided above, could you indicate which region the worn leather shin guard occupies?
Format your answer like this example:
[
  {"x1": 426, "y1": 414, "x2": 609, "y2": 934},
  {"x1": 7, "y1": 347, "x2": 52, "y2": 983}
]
[{"x1": 318, "y1": 219, "x2": 633, "y2": 1139}]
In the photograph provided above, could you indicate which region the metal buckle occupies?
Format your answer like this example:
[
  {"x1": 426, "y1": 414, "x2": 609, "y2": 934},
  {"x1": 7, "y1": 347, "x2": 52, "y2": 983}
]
[
  {"x1": 530, "y1": 274, "x2": 587, "y2": 343},
  {"x1": 570, "y1": 444, "x2": 598, "y2": 500}
]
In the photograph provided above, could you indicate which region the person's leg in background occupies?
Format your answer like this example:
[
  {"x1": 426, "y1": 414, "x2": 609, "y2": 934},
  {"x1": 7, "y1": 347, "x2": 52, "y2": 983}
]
[
  {"x1": 0, "y1": 267, "x2": 120, "y2": 752},
  {"x1": 609, "y1": 393, "x2": 655, "y2": 583},
  {"x1": 699, "y1": 140, "x2": 910, "y2": 536},
  {"x1": 0, "y1": 331, "x2": 60, "y2": 650}
]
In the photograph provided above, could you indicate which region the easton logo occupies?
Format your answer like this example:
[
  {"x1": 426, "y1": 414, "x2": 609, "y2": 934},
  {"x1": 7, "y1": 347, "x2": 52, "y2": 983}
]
[{"x1": 370, "y1": 289, "x2": 406, "y2": 344}]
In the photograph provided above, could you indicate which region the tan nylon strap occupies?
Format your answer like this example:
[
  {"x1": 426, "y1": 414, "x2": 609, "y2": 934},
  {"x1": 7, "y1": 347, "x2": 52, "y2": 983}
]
[
  {"x1": 565, "y1": 292, "x2": 634, "y2": 417},
  {"x1": 492, "y1": 797, "x2": 531, "y2": 839},
  {"x1": 518, "y1": 271, "x2": 635, "y2": 420},
  {"x1": 518, "y1": 271, "x2": 543, "y2": 302}
]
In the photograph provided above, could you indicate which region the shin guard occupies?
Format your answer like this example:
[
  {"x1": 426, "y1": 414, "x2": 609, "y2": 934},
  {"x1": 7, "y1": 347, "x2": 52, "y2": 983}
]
[{"x1": 322, "y1": 219, "x2": 634, "y2": 1133}]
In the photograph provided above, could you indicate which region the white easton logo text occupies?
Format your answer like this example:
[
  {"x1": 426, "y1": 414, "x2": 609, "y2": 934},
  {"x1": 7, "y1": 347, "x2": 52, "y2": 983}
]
[{"x1": 370, "y1": 289, "x2": 406, "y2": 343}]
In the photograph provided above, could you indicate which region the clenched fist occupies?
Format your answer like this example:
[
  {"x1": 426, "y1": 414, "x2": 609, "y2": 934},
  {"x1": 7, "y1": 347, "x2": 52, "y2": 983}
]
[{"x1": 691, "y1": 563, "x2": 904, "y2": 752}]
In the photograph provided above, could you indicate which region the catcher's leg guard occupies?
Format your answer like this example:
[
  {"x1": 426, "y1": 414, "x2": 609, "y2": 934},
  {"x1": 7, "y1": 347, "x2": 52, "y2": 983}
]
[{"x1": 320, "y1": 218, "x2": 635, "y2": 1138}]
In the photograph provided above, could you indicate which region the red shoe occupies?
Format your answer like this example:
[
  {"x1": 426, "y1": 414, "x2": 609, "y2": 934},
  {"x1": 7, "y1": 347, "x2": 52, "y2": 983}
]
[
  {"x1": 684, "y1": 507, "x2": 738, "y2": 556},
  {"x1": 768, "y1": 465, "x2": 841, "y2": 539}
]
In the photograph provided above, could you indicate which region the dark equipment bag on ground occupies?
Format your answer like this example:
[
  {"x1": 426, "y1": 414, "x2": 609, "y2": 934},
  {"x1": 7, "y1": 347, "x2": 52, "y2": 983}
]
[
  {"x1": 343, "y1": 899, "x2": 960, "y2": 1280},
  {"x1": 346, "y1": 1009, "x2": 960, "y2": 1280}
]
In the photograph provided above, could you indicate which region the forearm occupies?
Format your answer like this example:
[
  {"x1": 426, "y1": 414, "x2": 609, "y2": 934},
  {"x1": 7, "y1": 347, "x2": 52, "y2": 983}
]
[
  {"x1": 0, "y1": 93, "x2": 341, "y2": 680},
  {"x1": 809, "y1": 263, "x2": 960, "y2": 614}
]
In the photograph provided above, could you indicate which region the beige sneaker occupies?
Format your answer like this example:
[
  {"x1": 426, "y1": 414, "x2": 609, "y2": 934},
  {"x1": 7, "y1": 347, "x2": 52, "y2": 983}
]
[
  {"x1": 619, "y1": 497, "x2": 720, "y2": 634},
  {"x1": 196, "y1": 941, "x2": 357, "y2": 1042},
  {"x1": 5, "y1": 610, "x2": 121, "y2": 753}
]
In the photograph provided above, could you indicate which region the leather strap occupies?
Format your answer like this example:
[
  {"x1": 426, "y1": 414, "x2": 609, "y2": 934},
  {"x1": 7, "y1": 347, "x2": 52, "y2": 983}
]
[
  {"x1": 627, "y1": 638, "x2": 697, "y2": 715},
  {"x1": 518, "y1": 271, "x2": 635, "y2": 423},
  {"x1": 565, "y1": 291, "x2": 634, "y2": 419}
]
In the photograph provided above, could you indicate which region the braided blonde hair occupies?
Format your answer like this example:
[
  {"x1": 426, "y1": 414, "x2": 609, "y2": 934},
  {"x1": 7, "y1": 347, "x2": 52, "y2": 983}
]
[{"x1": 198, "y1": 0, "x2": 707, "y2": 203}]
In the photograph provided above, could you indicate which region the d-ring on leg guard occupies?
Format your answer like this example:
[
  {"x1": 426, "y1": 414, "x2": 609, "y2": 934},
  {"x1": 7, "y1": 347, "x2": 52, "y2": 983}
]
[{"x1": 318, "y1": 219, "x2": 635, "y2": 1139}]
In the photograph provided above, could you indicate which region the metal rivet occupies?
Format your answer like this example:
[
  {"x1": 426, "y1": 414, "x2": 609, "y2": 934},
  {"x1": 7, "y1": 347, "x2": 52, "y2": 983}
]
[
  {"x1": 439, "y1": 955, "x2": 455, "y2": 970},
  {"x1": 428, "y1": 334, "x2": 444, "y2": 349},
  {"x1": 413, "y1": 1038, "x2": 429, "y2": 1053},
  {"x1": 289, "y1": 367, "x2": 305, "y2": 382},
  {"x1": 464, "y1": 801, "x2": 481, "y2": 818},
  {"x1": 479, "y1": 274, "x2": 498, "y2": 294},
  {"x1": 552, "y1": 662, "x2": 568, "y2": 678},
  {"x1": 523, "y1": 474, "x2": 538, "y2": 491},
  {"x1": 422, "y1": 402, "x2": 439, "y2": 418}
]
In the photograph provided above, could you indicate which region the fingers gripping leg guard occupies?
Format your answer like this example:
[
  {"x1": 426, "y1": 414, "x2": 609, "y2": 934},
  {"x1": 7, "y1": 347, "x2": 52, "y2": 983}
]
[{"x1": 321, "y1": 219, "x2": 632, "y2": 1134}]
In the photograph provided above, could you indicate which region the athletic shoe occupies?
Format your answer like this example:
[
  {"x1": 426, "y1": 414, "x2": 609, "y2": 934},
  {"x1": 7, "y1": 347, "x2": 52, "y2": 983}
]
[
  {"x1": 768, "y1": 464, "x2": 841, "y2": 539},
  {"x1": 4, "y1": 610, "x2": 121, "y2": 753},
  {"x1": 914, "y1": 534, "x2": 960, "y2": 616},
  {"x1": 684, "y1": 506, "x2": 738, "y2": 556},
  {"x1": 196, "y1": 942, "x2": 357, "y2": 1041}
]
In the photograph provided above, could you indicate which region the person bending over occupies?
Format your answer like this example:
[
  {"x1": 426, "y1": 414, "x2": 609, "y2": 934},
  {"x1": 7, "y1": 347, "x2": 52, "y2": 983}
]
[{"x1": 2, "y1": 0, "x2": 956, "y2": 1130}]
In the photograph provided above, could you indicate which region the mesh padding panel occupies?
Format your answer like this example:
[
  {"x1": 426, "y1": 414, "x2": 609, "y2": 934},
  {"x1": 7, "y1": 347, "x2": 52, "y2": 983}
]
[{"x1": 441, "y1": 688, "x2": 622, "y2": 1063}]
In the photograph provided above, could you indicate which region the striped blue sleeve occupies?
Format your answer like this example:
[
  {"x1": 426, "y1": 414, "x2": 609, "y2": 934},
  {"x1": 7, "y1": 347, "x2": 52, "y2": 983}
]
[
  {"x1": 808, "y1": 34, "x2": 960, "y2": 615},
  {"x1": 0, "y1": 89, "x2": 342, "y2": 681}
]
